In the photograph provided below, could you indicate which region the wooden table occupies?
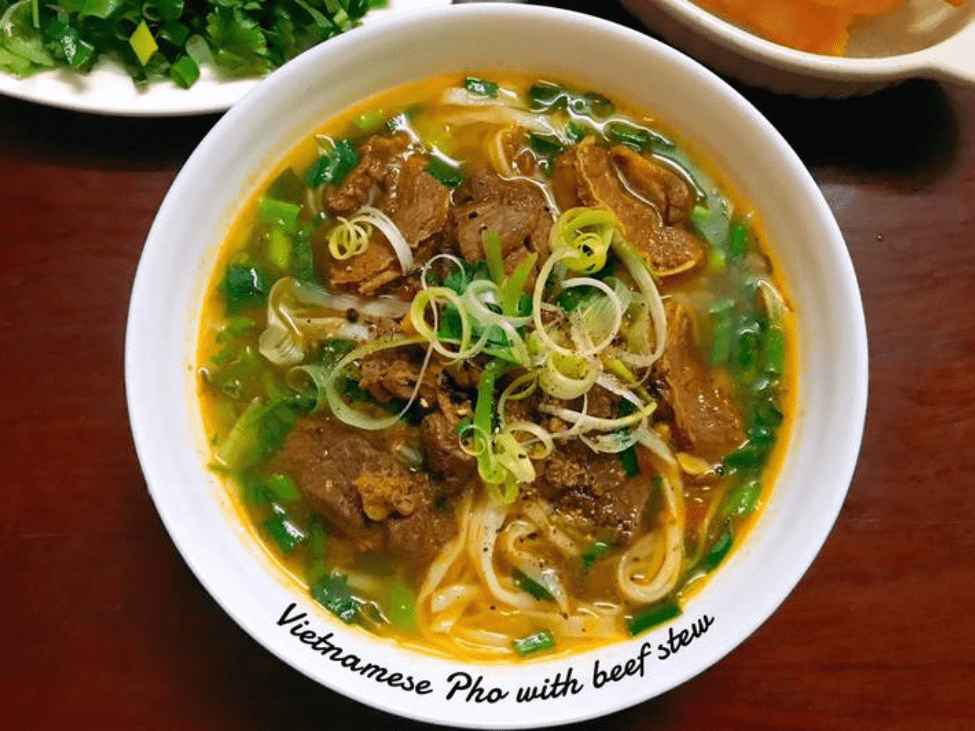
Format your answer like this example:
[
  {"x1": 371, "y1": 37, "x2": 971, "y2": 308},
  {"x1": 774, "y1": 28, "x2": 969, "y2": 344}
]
[{"x1": 1, "y1": 2, "x2": 973, "y2": 728}]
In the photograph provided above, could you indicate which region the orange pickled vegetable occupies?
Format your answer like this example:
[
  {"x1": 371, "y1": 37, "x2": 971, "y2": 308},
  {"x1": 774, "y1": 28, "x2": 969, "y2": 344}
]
[{"x1": 696, "y1": 0, "x2": 967, "y2": 55}]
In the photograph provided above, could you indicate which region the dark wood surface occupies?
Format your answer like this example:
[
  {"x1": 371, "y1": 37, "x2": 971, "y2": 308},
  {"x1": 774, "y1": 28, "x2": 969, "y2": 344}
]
[{"x1": 1, "y1": 2, "x2": 973, "y2": 728}]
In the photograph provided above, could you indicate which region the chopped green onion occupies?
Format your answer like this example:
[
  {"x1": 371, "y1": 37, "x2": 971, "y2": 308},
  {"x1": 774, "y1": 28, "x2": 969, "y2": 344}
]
[
  {"x1": 427, "y1": 153, "x2": 464, "y2": 188},
  {"x1": 707, "y1": 246, "x2": 727, "y2": 274},
  {"x1": 259, "y1": 197, "x2": 301, "y2": 234},
  {"x1": 387, "y1": 581, "x2": 417, "y2": 630},
  {"x1": 701, "y1": 529, "x2": 734, "y2": 572},
  {"x1": 722, "y1": 443, "x2": 767, "y2": 473},
  {"x1": 528, "y1": 81, "x2": 567, "y2": 111},
  {"x1": 305, "y1": 139, "x2": 360, "y2": 188},
  {"x1": 513, "y1": 629, "x2": 556, "y2": 656},
  {"x1": 267, "y1": 228, "x2": 292, "y2": 272},
  {"x1": 528, "y1": 133, "x2": 564, "y2": 156},
  {"x1": 762, "y1": 326, "x2": 786, "y2": 375},
  {"x1": 513, "y1": 570, "x2": 553, "y2": 601},
  {"x1": 311, "y1": 572, "x2": 359, "y2": 623},
  {"x1": 215, "y1": 397, "x2": 301, "y2": 470},
  {"x1": 482, "y1": 231, "x2": 504, "y2": 287},
  {"x1": 729, "y1": 219, "x2": 749, "y2": 257},
  {"x1": 159, "y1": 20, "x2": 190, "y2": 47},
  {"x1": 307, "y1": 517, "x2": 326, "y2": 559},
  {"x1": 720, "y1": 478, "x2": 762, "y2": 518},
  {"x1": 353, "y1": 109, "x2": 385, "y2": 133},
  {"x1": 500, "y1": 253, "x2": 537, "y2": 317},
  {"x1": 628, "y1": 600, "x2": 681, "y2": 636},
  {"x1": 129, "y1": 21, "x2": 157, "y2": 66},
  {"x1": 605, "y1": 119, "x2": 657, "y2": 150},
  {"x1": 620, "y1": 445, "x2": 640, "y2": 476},
  {"x1": 709, "y1": 298, "x2": 736, "y2": 366},
  {"x1": 581, "y1": 540, "x2": 611, "y2": 570},
  {"x1": 168, "y1": 54, "x2": 199, "y2": 88},
  {"x1": 267, "y1": 167, "x2": 306, "y2": 205},
  {"x1": 265, "y1": 473, "x2": 299, "y2": 502}
]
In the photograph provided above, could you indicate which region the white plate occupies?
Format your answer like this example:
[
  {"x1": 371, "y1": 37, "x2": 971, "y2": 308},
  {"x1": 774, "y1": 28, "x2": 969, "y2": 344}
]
[{"x1": 0, "y1": 0, "x2": 452, "y2": 116}]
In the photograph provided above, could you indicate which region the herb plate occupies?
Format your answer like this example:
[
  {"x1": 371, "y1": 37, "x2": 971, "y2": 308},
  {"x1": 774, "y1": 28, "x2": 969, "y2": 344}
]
[{"x1": 0, "y1": 0, "x2": 451, "y2": 116}]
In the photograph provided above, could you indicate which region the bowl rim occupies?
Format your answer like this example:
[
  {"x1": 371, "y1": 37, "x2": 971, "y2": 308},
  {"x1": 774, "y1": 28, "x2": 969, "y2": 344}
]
[{"x1": 125, "y1": 4, "x2": 870, "y2": 727}]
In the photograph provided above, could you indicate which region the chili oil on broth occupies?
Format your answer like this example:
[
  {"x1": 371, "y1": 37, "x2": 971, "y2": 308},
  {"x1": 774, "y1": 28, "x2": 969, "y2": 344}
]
[{"x1": 196, "y1": 73, "x2": 796, "y2": 662}]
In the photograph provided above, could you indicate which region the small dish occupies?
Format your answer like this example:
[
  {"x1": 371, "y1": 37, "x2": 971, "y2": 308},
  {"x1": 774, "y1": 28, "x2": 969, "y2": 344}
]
[
  {"x1": 0, "y1": 0, "x2": 451, "y2": 116},
  {"x1": 620, "y1": 0, "x2": 975, "y2": 96}
]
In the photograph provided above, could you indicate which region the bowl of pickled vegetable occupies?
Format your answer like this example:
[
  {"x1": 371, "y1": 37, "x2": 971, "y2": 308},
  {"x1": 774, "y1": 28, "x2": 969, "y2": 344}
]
[
  {"x1": 620, "y1": 0, "x2": 975, "y2": 96},
  {"x1": 126, "y1": 4, "x2": 868, "y2": 726}
]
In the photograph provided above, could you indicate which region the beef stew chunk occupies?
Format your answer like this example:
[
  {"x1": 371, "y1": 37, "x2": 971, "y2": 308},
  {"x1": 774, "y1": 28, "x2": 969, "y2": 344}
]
[
  {"x1": 553, "y1": 137, "x2": 704, "y2": 276},
  {"x1": 272, "y1": 418, "x2": 457, "y2": 562},
  {"x1": 654, "y1": 301, "x2": 745, "y2": 462}
]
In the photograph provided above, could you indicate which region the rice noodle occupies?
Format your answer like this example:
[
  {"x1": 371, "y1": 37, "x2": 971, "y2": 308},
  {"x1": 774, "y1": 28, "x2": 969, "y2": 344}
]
[
  {"x1": 500, "y1": 520, "x2": 569, "y2": 612},
  {"x1": 521, "y1": 500, "x2": 581, "y2": 558},
  {"x1": 418, "y1": 490, "x2": 474, "y2": 604},
  {"x1": 468, "y1": 495, "x2": 542, "y2": 611},
  {"x1": 258, "y1": 277, "x2": 410, "y2": 365},
  {"x1": 616, "y1": 471, "x2": 684, "y2": 603},
  {"x1": 439, "y1": 107, "x2": 560, "y2": 138},
  {"x1": 431, "y1": 583, "x2": 479, "y2": 614}
]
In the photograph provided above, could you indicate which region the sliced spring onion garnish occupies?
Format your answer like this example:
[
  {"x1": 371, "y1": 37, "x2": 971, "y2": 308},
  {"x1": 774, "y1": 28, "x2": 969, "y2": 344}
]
[
  {"x1": 552, "y1": 207, "x2": 616, "y2": 274},
  {"x1": 327, "y1": 216, "x2": 371, "y2": 260},
  {"x1": 610, "y1": 233, "x2": 667, "y2": 363},
  {"x1": 322, "y1": 335, "x2": 431, "y2": 431},
  {"x1": 538, "y1": 399, "x2": 656, "y2": 434},
  {"x1": 327, "y1": 206, "x2": 413, "y2": 273},
  {"x1": 258, "y1": 277, "x2": 408, "y2": 366}
]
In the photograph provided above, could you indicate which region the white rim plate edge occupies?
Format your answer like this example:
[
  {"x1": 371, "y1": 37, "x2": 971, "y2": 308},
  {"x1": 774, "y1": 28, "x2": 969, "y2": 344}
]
[
  {"x1": 125, "y1": 5, "x2": 869, "y2": 727},
  {"x1": 0, "y1": 0, "x2": 452, "y2": 116}
]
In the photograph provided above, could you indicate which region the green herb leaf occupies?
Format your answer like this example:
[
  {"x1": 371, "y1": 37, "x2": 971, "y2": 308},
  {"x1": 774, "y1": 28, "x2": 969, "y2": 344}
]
[{"x1": 311, "y1": 572, "x2": 359, "y2": 623}]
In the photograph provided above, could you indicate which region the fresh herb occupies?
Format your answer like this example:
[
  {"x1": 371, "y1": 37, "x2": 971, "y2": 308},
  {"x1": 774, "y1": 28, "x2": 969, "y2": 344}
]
[
  {"x1": 0, "y1": 0, "x2": 389, "y2": 88},
  {"x1": 223, "y1": 263, "x2": 270, "y2": 314},
  {"x1": 263, "y1": 510, "x2": 306, "y2": 553},
  {"x1": 311, "y1": 572, "x2": 359, "y2": 623},
  {"x1": 305, "y1": 138, "x2": 360, "y2": 188},
  {"x1": 463, "y1": 76, "x2": 498, "y2": 98}
]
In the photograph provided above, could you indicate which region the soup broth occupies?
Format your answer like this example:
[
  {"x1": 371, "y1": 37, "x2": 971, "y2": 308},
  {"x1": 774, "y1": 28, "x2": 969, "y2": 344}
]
[{"x1": 198, "y1": 74, "x2": 795, "y2": 661}]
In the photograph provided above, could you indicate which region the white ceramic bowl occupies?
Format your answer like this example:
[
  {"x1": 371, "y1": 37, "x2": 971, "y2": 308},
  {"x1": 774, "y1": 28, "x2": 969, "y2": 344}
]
[
  {"x1": 620, "y1": 0, "x2": 975, "y2": 96},
  {"x1": 126, "y1": 5, "x2": 869, "y2": 727}
]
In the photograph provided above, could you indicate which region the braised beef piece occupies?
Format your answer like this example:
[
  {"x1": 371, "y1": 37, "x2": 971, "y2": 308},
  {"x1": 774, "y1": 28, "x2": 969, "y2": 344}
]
[
  {"x1": 552, "y1": 137, "x2": 704, "y2": 277},
  {"x1": 324, "y1": 134, "x2": 410, "y2": 215},
  {"x1": 329, "y1": 140, "x2": 451, "y2": 295},
  {"x1": 420, "y1": 393, "x2": 476, "y2": 489},
  {"x1": 532, "y1": 440, "x2": 648, "y2": 545},
  {"x1": 385, "y1": 501, "x2": 458, "y2": 561},
  {"x1": 654, "y1": 301, "x2": 744, "y2": 462},
  {"x1": 378, "y1": 154, "x2": 453, "y2": 245},
  {"x1": 581, "y1": 385, "x2": 619, "y2": 420},
  {"x1": 611, "y1": 146, "x2": 694, "y2": 226},
  {"x1": 359, "y1": 347, "x2": 442, "y2": 409},
  {"x1": 452, "y1": 168, "x2": 553, "y2": 287},
  {"x1": 271, "y1": 418, "x2": 457, "y2": 562}
]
